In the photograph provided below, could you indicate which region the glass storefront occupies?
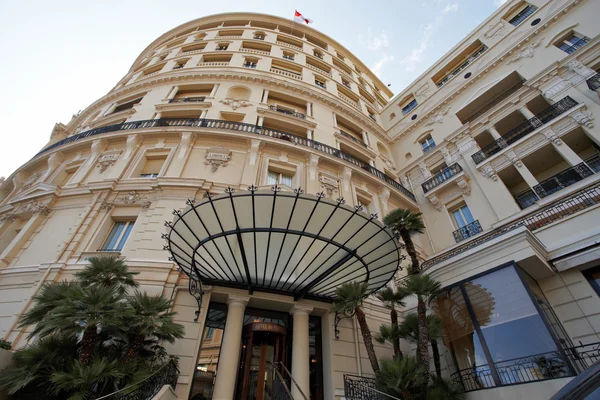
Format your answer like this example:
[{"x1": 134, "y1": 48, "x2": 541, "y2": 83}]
[{"x1": 433, "y1": 264, "x2": 573, "y2": 391}]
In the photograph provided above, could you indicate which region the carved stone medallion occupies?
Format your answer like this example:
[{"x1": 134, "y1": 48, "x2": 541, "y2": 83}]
[
  {"x1": 205, "y1": 146, "x2": 232, "y2": 172},
  {"x1": 220, "y1": 98, "x2": 251, "y2": 110}
]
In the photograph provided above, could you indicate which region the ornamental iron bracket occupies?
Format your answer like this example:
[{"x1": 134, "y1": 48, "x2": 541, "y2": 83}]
[
  {"x1": 189, "y1": 274, "x2": 204, "y2": 322},
  {"x1": 334, "y1": 305, "x2": 356, "y2": 340}
]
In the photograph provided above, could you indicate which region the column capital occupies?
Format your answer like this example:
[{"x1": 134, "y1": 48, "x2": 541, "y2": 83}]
[
  {"x1": 227, "y1": 294, "x2": 250, "y2": 308},
  {"x1": 290, "y1": 304, "x2": 314, "y2": 316}
]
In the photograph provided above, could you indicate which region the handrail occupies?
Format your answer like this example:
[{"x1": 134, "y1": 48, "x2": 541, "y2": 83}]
[
  {"x1": 344, "y1": 374, "x2": 401, "y2": 400},
  {"x1": 36, "y1": 118, "x2": 416, "y2": 201},
  {"x1": 94, "y1": 359, "x2": 178, "y2": 400},
  {"x1": 270, "y1": 361, "x2": 309, "y2": 400}
]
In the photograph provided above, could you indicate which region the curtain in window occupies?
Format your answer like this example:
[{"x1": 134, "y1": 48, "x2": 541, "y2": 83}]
[{"x1": 267, "y1": 171, "x2": 279, "y2": 185}]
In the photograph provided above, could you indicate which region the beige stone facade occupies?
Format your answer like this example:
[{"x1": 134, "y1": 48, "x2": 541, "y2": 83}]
[{"x1": 1, "y1": 1, "x2": 600, "y2": 399}]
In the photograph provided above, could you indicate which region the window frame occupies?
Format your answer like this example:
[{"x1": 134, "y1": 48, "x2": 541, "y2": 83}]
[
  {"x1": 99, "y1": 220, "x2": 135, "y2": 252},
  {"x1": 420, "y1": 135, "x2": 436, "y2": 153},
  {"x1": 267, "y1": 170, "x2": 294, "y2": 187},
  {"x1": 401, "y1": 98, "x2": 418, "y2": 115},
  {"x1": 583, "y1": 265, "x2": 600, "y2": 297}
]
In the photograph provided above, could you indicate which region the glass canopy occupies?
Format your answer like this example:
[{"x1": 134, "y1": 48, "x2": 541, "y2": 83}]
[{"x1": 164, "y1": 186, "x2": 403, "y2": 302}]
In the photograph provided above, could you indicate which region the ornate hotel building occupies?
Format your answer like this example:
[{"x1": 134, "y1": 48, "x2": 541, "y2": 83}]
[{"x1": 1, "y1": 0, "x2": 600, "y2": 399}]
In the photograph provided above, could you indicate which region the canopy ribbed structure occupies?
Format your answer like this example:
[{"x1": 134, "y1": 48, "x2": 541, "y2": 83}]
[{"x1": 164, "y1": 186, "x2": 403, "y2": 302}]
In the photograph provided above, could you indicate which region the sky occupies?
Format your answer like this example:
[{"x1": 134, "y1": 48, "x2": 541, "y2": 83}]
[{"x1": 0, "y1": 0, "x2": 504, "y2": 178}]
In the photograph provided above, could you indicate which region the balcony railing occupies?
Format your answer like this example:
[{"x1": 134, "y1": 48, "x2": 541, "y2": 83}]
[
  {"x1": 344, "y1": 374, "x2": 399, "y2": 400},
  {"x1": 422, "y1": 163, "x2": 463, "y2": 193},
  {"x1": 586, "y1": 154, "x2": 600, "y2": 173},
  {"x1": 168, "y1": 96, "x2": 206, "y2": 103},
  {"x1": 462, "y1": 79, "x2": 525, "y2": 123},
  {"x1": 452, "y1": 220, "x2": 483, "y2": 243},
  {"x1": 38, "y1": 118, "x2": 415, "y2": 201},
  {"x1": 560, "y1": 38, "x2": 589, "y2": 55},
  {"x1": 471, "y1": 96, "x2": 578, "y2": 164},
  {"x1": 451, "y1": 342, "x2": 600, "y2": 393},
  {"x1": 587, "y1": 73, "x2": 600, "y2": 91},
  {"x1": 436, "y1": 45, "x2": 488, "y2": 88},
  {"x1": 533, "y1": 163, "x2": 594, "y2": 199},
  {"x1": 514, "y1": 188, "x2": 539, "y2": 209},
  {"x1": 339, "y1": 130, "x2": 367, "y2": 148},
  {"x1": 422, "y1": 143, "x2": 436, "y2": 154},
  {"x1": 508, "y1": 5, "x2": 537, "y2": 26},
  {"x1": 422, "y1": 181, "x2": 600, "y2": 271},
  {"x1": 270, "y1": 67, "x2": 302, "y2": 80},
  {"x1": 268, "y1": 105, "x2": 306, "y2": 119}
]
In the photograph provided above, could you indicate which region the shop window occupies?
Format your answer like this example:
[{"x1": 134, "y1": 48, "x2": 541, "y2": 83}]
[{"x1": 99, "y1": 220, "x2": 135, "y2": 252}]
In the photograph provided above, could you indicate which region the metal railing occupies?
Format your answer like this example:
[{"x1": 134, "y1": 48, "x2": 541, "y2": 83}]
[
  {"x1": 436, "y1": 45, "x2": 488, "y2": 88},
  {"x1": 451, "y1": 342, "x2": 600, "y2": 393},
  {"x1": 344, "y1": 374, "x2": 401, "y2": 400},
  {"x1": 422, "y1": 163, "x2": 463, "y2": 193},
  {"x1": 587, "y1": 153, "x2": 600, "y2": 173},
  {"x1": 452, "y1": 220, "x2": 483, "y2": 243},
  {"x1": 560, "y1": 38, "x2": 589, "y2": 55},
  {"x1": 339, "y1": 130, "x2": 368, "y2": 148},
  {"x1": 95, "y1": 359, "x2": 178, "y2": 399},
  {"x1": 421, "y1": 181, "x2": 600, "y2": 270},
  {"x1": 471, "y1": 96, "x2": 578, "y2": 164},
  {"x1": 533, "y1": 163, "x2": 594, "y2": 199},
  {"x1": 268, "y1": 105, "x2": 306, "y2": 119},
  {"x1": 37, "y1": 118, "x2": 416, "y2": 201},
  {"x1": 168, "y1": 96, "x2": 206, "y2": 103},
  {"x1": 587, "y1": 74, "x2": 600, "y2": 91},
  {"x1": 271, "y1": 362, "x2": 309, "y2": 400},
  {"x1": 508, "y1": 4, "x2": 537, "y2": 26},
  {"x1": 514, "y1": 188, "x2": 539, "y2": 209},
  {"x1": 422, "y1": 143, "x2": 436, "y2": 154}
]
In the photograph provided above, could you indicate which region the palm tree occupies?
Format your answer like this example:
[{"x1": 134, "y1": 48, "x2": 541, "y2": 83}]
[
  {"x1": 383, "y1": 209, "x2": 425, "y2": 275},
  {"x1": 332, "y1": 282, "x2": 380, "y2": 374},
  {"x1": 18, "y1": 281, "x2": 77, "y2": 329},
  {"x1": 375, "y1": 287, "x2": 406, "y2": 358},
  {"x1": 427, "y1": 376, "x2": 465, "y2": 400},
  {"x1": 398, "y1": 313, "x2": 444, "y2": 379},
  {"x1": 398, "y1": 274, "x2": 442, "y2": 380},
  {"x1": 124, "y1": 292, "x2": 184, "y2": 361},
  {"x1": 75, "y1": 255, "x2": 139, "y2": 292},
  {"x1": 376, "y1": 357, "x2": 427, "y2": 400}
]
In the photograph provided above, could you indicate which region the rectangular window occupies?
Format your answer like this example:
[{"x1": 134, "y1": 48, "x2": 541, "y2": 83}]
[
  {"x1": 243, "y1": 61, "x2": 257, "y2": 68},
  {"x1": 254, "y1": 34, "x2": 265, "y2": 40},
  {"x1": 267, "y1": 170, "x2": 293, "y2": 186},
  {"x1": 216, "y1": 44, "x2": 229, "y2": 51},
  {"x1": 420, "y1": 136, "x2": 436, "y2": 153},
  {"x1": 140, "y1": 155, "x2": 166, "y2": 178},
  {"x1": 100, "y1": 221, "x2": 135, "y2": 252},
  {"x1": 315, "y1": 77, "x2": 326, "y2": 89},
  {"x1": 556, "y1": 33, "x2": 590, "y2": 54},
  {"x1": 283, "y1": 52, "x2": 295, "y2": 61},
  {"x1": 451, "y1": 204, "x2": 475, "y2": 228},
  {"x1": 583, "y1": 266, "x2": 600, "y2": 297},
  {"x1": 507, "y1": 4, "x2": 537, "y2": 26},
  {"x1": 401, "y1": 98, "x2": 418, "y2": 115}
]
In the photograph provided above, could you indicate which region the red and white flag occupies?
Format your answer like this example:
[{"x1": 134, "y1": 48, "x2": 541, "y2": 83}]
[{"x1": 294, "y1": 10, "x2": 313, "y2": 24}]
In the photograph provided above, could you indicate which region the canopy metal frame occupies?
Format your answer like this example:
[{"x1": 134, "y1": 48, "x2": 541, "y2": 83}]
[{"x1": 164, "y1": 185, "x2": 403, "y2": 316}]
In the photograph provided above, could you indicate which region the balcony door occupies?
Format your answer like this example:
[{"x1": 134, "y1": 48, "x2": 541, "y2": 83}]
[{"x1": 451, "y1": 204, "x2": 475, "y2": 229}]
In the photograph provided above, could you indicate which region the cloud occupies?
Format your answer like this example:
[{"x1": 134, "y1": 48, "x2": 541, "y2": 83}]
[
  {"x1": 371, "y1": 53, "x2": 395, "y2": 77},
  {"x1": 399, "y1": 17, "x2": 442, "y2": 71},
  {"x1": 442, "y1": 2, "x2": 459, "y2": 13},
  {"x1": 360, "y1": 30, "x2": 390, "y2": 52},
  {"x1": 494, "y1": 0, "x2": 508, "y2": 7}
]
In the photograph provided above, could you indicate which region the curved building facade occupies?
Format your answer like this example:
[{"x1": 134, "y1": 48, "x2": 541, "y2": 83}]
[{"x1": 2, "y1": 2, "x2": 600, "y2": 399}]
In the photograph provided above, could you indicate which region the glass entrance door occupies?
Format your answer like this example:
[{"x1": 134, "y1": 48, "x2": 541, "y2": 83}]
[{"x1": 238, "y1": 323, "x2": 287, "y2": 400}]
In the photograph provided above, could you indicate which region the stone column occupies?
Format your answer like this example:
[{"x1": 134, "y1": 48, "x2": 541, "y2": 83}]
[
  {"x1": 257, "y1": 116, "x2": 264, "y2": 127},
  {"x1": 200, "y1": 110, "x2": 208, "y2": 119},
  {"x1": 514, "y1": 162, "x2": 539, "y2": 188},
  {"x1": 488, "y1": 126, "x2": 502, "y2": 140},
  {"x1": 209, "y1": 84, "x2": 220, "y2": 98},
  {"x1": 290, "y1": 305, "x2": 313, "y2": 400},
  {"x1": 262, "y1": 89, "x2": 270, "y2": 103},
  {"x1": 168, "y1": 86, "x2": 179, "y2": 100},
  {"x1": 306, "y1": 129, "x2": 313, "y2": 141},
  {"x1": 361, "y1": 131, "x2": 370, "y2": 147},
  {"x1": 519, "y1": 105, "x2": 536, "y2": 120},
  {"x1": 306, "y1": 101, "x2": 312, "y2": 117},
  {"x1": 553, "y1": 141, "x2": 586, "y2": 167},
  {"x1": 212, "y1": 296, "x2": 249, "y2": 400}
]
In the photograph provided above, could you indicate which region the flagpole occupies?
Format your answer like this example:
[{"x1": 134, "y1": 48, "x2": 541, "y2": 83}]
[{"x1": 291, "y1": 11, "x2": 297, "y2": 36}]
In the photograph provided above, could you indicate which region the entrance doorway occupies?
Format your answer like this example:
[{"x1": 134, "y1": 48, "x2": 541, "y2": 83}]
[{"x1": 238, "y1": 322, "x2": 287, "y2": 400}]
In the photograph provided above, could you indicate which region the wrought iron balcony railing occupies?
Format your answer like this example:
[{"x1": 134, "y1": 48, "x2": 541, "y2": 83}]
[
  {"x1": 471, "y1": 96, "x2": 578, "y2": 164},
  {"x1": 452, "y1": 220, "x2": 483, "y2": 243},
  {"x1": 38, "y1": 118, "x2": 415, "y2": 201},
  {"x1": 267, "y1": 105, "x2": 306, "y2": 119},
  {"x1": 436, "y1": 45, "x2": 488, "y2": 88},
  {"x1": 508, "y1": 4, "x2": 537, "y2": 26},
  {"x1": 339, "y1": 130, "x2": 368, "y2": 148},
  {"x1": 168, "y1": 97, "x2": 206, "y2": 103},
  {"x1": 561, "y1": 38, "x2": 589, "y2": 55},
  {"x1": 588, "y1": 74, "x2": 600, "y2": 91},
  {"x1": 422, "y1": 181, "x2": 600, "y2": 271},
  {"x1": 514, "y1": 188, "x2": 539, "y2": 209},
  {"x1": 344, "y1": 374, "x2": 400, "y2": 400},
  {"x1": 586, "y1": 153, "x2": 600, "y2": 173},
  {"x1": 451, "y1": 342, "x2": 600, "y2": 393},
  {"x1": 533, "y1": 163, "x2": 594, "y2": 199},
  {"x1": 422, "y1": 143, "x2": 436, "y2": 154},
  {"x1": 422, "y1": 163, "x2": 463, "y2": 193}
]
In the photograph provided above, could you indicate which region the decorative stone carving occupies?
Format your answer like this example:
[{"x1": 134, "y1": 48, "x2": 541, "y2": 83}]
[
  {"x1": 23, "y1": 200, "x2": 51, "y2": 216},
  {"x1": 141, "y1": 200, "x2": 152, "y2": 209},
  {"x1": 379, "y1": 155, "x2": 398, "y2": 173},
  {"x1": 490, "y1": 155, "x2": 509, "y2": 171},
  {"x1": 401, "y1": 175, "x2": 411, "y2": 190},
  {"x1": 415, "y1": 82, "x2": 431, "y2": 99},
  {"x1": 178, "y1": 132, "x2": 195, "y2": 159},
  {"x1": 515, "y1": 134, "x2": 549, "y2": 157},
  {"x1": 571, "y1": 110, "x2": 594, "y2": 128},
  {"x1": 508, "y1": 37, "x2": 543, "y2": 64},
  {"x1": 0, "y1": 214, "x2": 17, "y2": 223},
  {"x1": 204, "y1": 145, "x2": 232, "y2": 172},
  {"x1": 458, "y1": 138, "x2": 478, "y2": 155},
  {"x1": 481, "y1": 164, "x2": 498, "y2": 181},
  {"x1": 440, "y1": 146, "x2": 453, "y2": 164},
  {"x1": 543, "y1": 129, "x2": 563, "y2": 145},
  {"x1": 551, "y1": 116, "x2": 578, "y2": 135},
  {"x1": 565, "y1": 60, "x2": 596, "y2": 79},
  {"x1": 506, "y1": 150, "x2": 523, "y2": 168},
  {"x1": 425, "y1": 106, "x2": 451, "y2": 126},
  {"x1": 484, "y1": 20, "x2": 506, "y2": 39},
  {"x1": 116, "y1": 191, "x2": 148, "y2": 205},
  {"x1": 318, "y1": 172, "x2": 339, "y2": 198},
  {"x1": 428, "y1": 194, "x2": 442, "y2": 212},
  {"x1": 543, "y1": 78, "x2": 572, "y2": 99},
  {"x1": 96, "y1": 152, "x2": 121, "y2": 173},
  {"x1": 308, "y1": 154, "x2": 319, "y2": 180},
  {"x1": 441, "y1": 189, "x2": 463, "y2": 204},
  {"x1": 418, "y1": 162, "x2": 432, "y2": 179},
  {"x1": 220, "y1": 98, "x2": 251, "y2": 110},
  {"x1": 20, "y1": 171, "x2": 43, "y2": 191},
  {"x1": 456, "y1": 176, "x2": 471, "y2": 195},
  {"x1": 99, "y1": 201, "x2": 113, "y2": 211}
]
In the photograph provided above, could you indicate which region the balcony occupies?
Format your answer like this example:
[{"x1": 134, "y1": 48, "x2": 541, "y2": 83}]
[
  {"x1": 436, "y1": 45, "x2": 488, "y2": 88},
  {"x1": 533, "y1": 162, "x2": 594, "y2": 199},
  {"x1": 270, "y1": 67, "x2": 302, "y2": 80},
  {"x1": 452, "y1": 220, "x2": 483, "y2": 243},
  {"x1": 38, "y1": 118, "x2": 416, "y2": 202},
  {"x1": 168, "y1": 97, "x2": 206, "y2": 103},
  {"x1": 422, "y1": 163, "x2": 463, "y2": 193},
  {"x1": 422, "y1": 143, "x2": 436, "y2": 154},
  {"x1": 471, "y1": 96, "x2": 578, "y2": 164},
  {"x1": 514, "y1": 188, "x2": 539, "y2": 209},
  {"x1": 268, "y1": 105, "x2": 305, "y2": 119},
  {"x1": 587, "y1": 74, "x2": 600, "y2": 91},
  {"x1": 338, "y1": 130, "x2": 367, "y2": 148}
]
